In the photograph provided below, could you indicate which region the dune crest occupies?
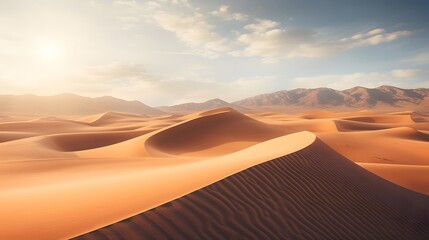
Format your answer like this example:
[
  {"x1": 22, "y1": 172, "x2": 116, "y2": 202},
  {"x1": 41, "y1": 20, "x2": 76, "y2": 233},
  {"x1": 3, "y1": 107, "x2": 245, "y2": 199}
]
[
  {"x1": 81, "y1": 112, "x2": 149, "y2": 126},
  {"x1": 145, "y1": 108, "x2": 288, "y2": 156}
]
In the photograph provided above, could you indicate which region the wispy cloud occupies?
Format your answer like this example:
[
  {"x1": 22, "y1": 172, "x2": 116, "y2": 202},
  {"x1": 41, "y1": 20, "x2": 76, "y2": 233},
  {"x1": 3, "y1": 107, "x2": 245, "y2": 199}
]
[
  {"x1": 340, "y1": 29, "x2": 413, "y2": 47},
  {"x1": 112, "y1": 0, "x2": 414, "y2": 63},
  {"x1": 152, "y1": 11, "x2": 233, "y2": 58},
  {"x1": 211, "y1": 5, "x2": 248, "y2": 21},
  {"x1": 238, "y1": 24, "x2": 413, "y2": 63},
  {"x1": 112, "y1": 0, "x2": 137, "y2": 8},
  {"x1": 390, "y1": 69, "x2": 422, "y2": 78}
]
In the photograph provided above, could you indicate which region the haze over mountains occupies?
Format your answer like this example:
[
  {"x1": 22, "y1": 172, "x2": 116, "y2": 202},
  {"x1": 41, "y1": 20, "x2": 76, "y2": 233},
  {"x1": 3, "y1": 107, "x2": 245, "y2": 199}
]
[
  {"x1": 1, "y1": 86, "x2": 428, "y2": 116},
  {"x1": 0, "y1": 93, "x2": 163, "y2": 116}
]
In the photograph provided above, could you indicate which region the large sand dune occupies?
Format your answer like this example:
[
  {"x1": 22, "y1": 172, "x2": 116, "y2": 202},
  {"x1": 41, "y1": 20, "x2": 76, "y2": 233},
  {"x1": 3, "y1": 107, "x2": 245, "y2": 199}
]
[
  {"x1": 145, "y1": 108, "x2": 287, "y2": 156},
  {"x1": 0, "y1": 132, "x2": 314, "y2": 240},
  {"x1": 74, "y1": 138, "x2": 429, "y2": 240},
  {"x1": 0, "y1": 107, "x2": 428, "y2": 239}
]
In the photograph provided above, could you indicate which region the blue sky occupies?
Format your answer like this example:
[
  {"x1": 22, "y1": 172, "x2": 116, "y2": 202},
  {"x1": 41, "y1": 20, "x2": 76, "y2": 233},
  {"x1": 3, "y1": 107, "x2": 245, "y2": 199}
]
[{"x1": 0, "y1": 0, "x2": 428, "y2": 105}]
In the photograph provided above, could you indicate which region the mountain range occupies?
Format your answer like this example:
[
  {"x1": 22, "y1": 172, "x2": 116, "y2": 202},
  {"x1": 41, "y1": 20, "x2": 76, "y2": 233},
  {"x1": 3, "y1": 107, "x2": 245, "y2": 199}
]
[
  {"x1": 157, "y1": 98, "x2": 248, "y2": 114},
  {"x1": 0, "y1": 86, "x2": 428, "y2": 116},
  {"x1": 233, "y1": 85, "x2": 429, "y2": 112},
  {"x1": 0, "y1": 93, "x2": 163, "y2": 116}
]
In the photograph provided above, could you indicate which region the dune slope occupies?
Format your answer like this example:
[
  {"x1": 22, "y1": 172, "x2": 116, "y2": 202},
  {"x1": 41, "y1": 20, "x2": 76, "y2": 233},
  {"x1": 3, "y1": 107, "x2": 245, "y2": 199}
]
[
  {"x1": 74, "y1": 138, "x2": 429, "y2": 240},
  {"x1": 145, "y1": 108, "x2": 286, "y2": 156}
]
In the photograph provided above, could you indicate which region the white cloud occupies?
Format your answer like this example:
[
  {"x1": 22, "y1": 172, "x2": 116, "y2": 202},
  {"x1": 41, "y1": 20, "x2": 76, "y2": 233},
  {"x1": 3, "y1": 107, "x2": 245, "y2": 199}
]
[
  {"x1": 113, "y1": 1, "x2": 414, "y2": 63},
  {"x1": 349, "y1": 30, "x2": 413, "y2": 46},
  {"x1": 112, "y1": 0, "x2": 137, "y2": 8},
  {"x1": 211, "y1": 5, "x2": 248, "y2": 21},
  {"x1": 351, "y1": 28, "x2": 385, "y2": 39},
  {"x1": 151, "y1": 11, "x2": 233, "y2": 57},
  {"x1": 238, "y1": 26, "x2": 414, "y2": 63},
  {"x1": 390, "y1": 69, "x2": 421, "y2": 78},
  {"x1": 238, "y1": 25, "x2": 328, "y2": 62},
  {"x1": 244, "y1": 19, "x2": 280, "y2": 32}
]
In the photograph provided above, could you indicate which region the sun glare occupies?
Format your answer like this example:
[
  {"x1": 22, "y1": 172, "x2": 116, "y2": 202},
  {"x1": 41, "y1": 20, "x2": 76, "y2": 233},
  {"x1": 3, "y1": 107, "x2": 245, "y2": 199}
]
[{"x1": 37, "y1": 41, "x2": 62, "y2": 61}]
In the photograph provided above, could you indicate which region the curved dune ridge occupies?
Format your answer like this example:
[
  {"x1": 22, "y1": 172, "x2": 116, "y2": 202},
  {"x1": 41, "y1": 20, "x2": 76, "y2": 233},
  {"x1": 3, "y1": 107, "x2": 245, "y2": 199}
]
[
  {"x1": 144, "y1": 108, "x2": 288, "y2": 156},
  {"x1": 80, "y1": 112, "x2": 149, "y2": 126},
  {"x1": 343, "y1": 114, "x2": 416, "y2": 124},
  {"x1": 74, "y1": 138, "x2": 429, "y2": 240},
  {"x1": 75, "y1": 108, "x2": 288, "y2": 158},
  {"x1": 42, "y1": 130, "x2": 151, "y2": 152},
  {"x1": 412, "y1": 111, "x2": 429, "y2": 123}
]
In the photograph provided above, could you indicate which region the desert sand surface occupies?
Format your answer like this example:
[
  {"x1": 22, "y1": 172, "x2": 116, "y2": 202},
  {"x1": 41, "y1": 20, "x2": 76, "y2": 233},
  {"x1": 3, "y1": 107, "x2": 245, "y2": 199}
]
[
  {"x1": 75, "y1": 139, "x2": 429, "y2": 240},
  {"x1": 0, "y1": 108, "x2": 428, "y2": 239}
]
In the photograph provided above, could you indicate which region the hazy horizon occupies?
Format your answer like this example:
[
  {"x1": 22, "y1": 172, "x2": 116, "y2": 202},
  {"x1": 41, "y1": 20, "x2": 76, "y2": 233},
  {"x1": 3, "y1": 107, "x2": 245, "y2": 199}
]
[
  {"x1": 1, "y1": 84, "x2": 427, "y2": 106},
  {"x1": 1, "y1": 0, "x2": 428, "y2": 105}
]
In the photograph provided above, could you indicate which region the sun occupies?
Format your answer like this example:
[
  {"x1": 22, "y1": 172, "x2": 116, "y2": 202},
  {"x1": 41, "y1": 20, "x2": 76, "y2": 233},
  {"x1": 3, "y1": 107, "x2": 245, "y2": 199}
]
[{"x1": 36, "y1": 41, "x2": 62, "y2": 61}]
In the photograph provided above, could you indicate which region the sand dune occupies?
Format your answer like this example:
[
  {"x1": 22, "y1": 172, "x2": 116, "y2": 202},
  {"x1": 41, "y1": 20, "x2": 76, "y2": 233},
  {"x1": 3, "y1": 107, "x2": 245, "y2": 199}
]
[
  {"x1": 0, "y1": 132, "x2": 314, "y2": 240},
  {"x1": 75, "y1": 108, "x2": 287, "y2": 158},
  {"x1": 359, "y1": 163, "x2": 429, "y2": 195},
  {"x1": 0, "y1": 131, "x2": 38, "y2": 143},
  {"x1": 318, "y1": 127, "x2": 429, "y2": 165},
  {"x1": 412, "y1": 111, "x2": 429, "y2": 122},
  {"x1": 80, "y1": 112, "x2": 149, "y2": 126},
  {"x1": 74, "y1": 138, "x2": 429, "y2": 240},
  {"x1": 145, "y1": 108, "x2": 287, "y2": 156},
  {"x1": 43, "y1": 130, "x2": 151, "y2": 152},
  {"x1": 0, "y1": 118, "x2": 90, "y2": 134},
  {"x1": 343, "y1": 114, "x2": 415, "y2": 123},
  {"x1": 1, "y1": 107, "x2": 428, "y2": 239},
  {"x1": 157, "y1": 98, "x2": 248, "y2": 114}
]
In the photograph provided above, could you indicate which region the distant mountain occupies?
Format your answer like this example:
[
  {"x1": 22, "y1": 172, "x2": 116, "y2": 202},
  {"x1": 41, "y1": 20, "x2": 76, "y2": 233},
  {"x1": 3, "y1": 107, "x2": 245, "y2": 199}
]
[
  {"x1": 158, "y1": 98, "x2": 248, "y2": 114},
  {"x1": 0, "y1": 93, "x2": 164, "y2": 116},
  {"x1": 233, "y1": 86, "x2": 429, "y2": 111},
  {"x1": 2, "y1": 86, "x2": 428, "y2": 117}
]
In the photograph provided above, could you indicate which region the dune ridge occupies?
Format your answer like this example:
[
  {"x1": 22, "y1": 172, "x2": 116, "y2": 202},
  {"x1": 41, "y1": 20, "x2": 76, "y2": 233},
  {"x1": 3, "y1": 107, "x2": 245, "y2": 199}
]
[
  {"x1": 74, "y1": 138, "x2": 429, "y2": 240},
  {"x1": 145, "y1": 108, "x2": 287, "y2": 156}
]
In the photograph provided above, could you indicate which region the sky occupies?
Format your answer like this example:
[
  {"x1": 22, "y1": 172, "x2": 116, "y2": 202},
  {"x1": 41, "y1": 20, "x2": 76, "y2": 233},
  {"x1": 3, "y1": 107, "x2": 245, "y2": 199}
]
[{"x1": 0, "y1": 0, "x2": 428, "y2": 106}]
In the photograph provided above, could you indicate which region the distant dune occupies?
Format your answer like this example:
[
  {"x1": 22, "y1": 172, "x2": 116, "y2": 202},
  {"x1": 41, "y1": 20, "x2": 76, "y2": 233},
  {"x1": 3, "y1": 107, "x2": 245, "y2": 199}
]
[{"x1": 157, "y1": 98, "x2": 248, "y2": 114}]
